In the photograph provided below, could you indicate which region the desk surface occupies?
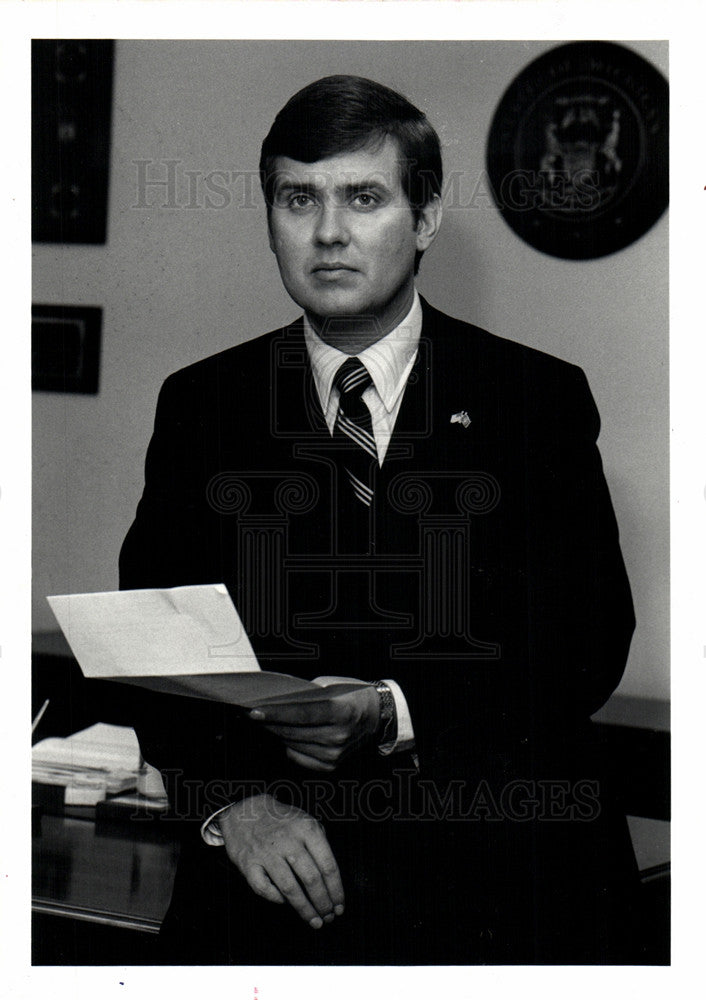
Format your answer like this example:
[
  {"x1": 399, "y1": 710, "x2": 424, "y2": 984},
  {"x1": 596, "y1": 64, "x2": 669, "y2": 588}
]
[
  {"x1": 592, "y1": 694, "x2": 670, "y2": 732},
  {"x1": 32, "y1": 813, "x2": 180, "y2": 933},
  {"x1": 33, "y1": 810, "x2": 669, "y2": 939}
]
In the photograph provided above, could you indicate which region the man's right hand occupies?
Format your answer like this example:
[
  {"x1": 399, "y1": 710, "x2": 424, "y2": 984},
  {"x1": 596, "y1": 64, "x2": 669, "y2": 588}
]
[{"x1": 217, "y1": 793, "x2": 345, "y2": 929}]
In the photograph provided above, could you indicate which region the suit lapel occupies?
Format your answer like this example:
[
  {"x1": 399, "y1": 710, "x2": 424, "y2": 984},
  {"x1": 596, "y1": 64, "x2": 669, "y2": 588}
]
[
  {"x1": 387, "y1": 296, "x2": 463, "y2": 466},
  {"x1": 270, "y1": 317, "x2": 329, "y2": 447}
]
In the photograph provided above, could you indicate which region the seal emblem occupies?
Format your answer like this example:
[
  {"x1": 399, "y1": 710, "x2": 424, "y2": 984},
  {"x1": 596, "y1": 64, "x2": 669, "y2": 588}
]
[{"x1": 486, "y1": 42, "x2": 668, "y2": 259}]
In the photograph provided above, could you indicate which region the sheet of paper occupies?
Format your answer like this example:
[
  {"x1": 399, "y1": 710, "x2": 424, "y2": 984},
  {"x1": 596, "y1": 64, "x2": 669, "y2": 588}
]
[
  {"x1": 119, "y1": 672, "x2": 367, "y2": 709},
  {"x1": 47, "y1": 583, "x2": 260, "y2": 678},
  {"x1": 46, "y1": 584, "x2": 368, "y2": 708}
]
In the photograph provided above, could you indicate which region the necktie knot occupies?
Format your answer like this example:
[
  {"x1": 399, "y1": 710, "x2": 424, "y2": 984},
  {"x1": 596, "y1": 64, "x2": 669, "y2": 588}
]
[{"x1": 333, "y1": 358, "x2": 372, "y2": 402}]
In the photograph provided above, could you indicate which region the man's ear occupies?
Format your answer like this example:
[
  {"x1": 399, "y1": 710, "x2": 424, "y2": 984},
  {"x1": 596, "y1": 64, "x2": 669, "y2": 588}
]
[{"x1": 415, "y1": 194, "x2": 443, "y2": 253}]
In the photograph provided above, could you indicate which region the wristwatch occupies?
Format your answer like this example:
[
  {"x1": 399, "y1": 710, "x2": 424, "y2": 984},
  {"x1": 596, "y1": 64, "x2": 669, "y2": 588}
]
[{"x1": 373, "y1": 680, "x2": 397, "y2": 753}]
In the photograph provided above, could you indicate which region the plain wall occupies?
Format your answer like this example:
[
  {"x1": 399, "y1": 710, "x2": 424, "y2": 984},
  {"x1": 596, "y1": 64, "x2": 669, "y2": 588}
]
[{"x1": 32, "y1": 40, "x2": 669, "y2": 700}]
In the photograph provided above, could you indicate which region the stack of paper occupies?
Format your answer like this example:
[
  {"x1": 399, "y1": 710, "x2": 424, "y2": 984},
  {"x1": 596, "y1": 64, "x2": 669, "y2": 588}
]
[{"x1": 32, "y1": 722, "x2": 142, "y2": 805}]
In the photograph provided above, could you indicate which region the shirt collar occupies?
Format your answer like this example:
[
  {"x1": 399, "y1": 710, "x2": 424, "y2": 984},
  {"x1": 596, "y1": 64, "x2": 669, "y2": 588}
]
[{"x1": 303, "y1": 290, "x2": 422, "y2": 416}]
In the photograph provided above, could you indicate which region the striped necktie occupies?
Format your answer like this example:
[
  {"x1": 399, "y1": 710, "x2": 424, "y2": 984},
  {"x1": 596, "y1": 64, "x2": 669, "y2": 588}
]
[{"x1": 332, "y1": 357, "x2": 378, "y2": 507}]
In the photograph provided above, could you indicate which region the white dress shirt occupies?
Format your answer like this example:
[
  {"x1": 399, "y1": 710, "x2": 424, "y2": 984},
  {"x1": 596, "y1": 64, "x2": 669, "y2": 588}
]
[
  {"x1": 200, "y1": 292, "x2": 421, "y2": 845},
  {"x1": 304, "y1": 290, "x2": 422, "y2": 466}
]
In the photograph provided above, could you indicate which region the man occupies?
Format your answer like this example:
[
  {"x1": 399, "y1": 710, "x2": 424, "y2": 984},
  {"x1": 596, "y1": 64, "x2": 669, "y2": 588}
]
[{"x1": 120, "y1": 75, "x2": 638, "y2": 964}]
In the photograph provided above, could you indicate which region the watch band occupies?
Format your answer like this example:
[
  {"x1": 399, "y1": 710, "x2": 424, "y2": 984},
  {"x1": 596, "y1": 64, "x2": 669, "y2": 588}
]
[{"x1": 373, "y1": 680, "x2": 397, "y2": 753}]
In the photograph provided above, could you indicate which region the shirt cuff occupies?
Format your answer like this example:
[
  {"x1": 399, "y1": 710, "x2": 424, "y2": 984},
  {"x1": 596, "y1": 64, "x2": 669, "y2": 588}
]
[
  {"x1": 200, "y1": 802, "x2": 232, "y2": 846},
  {"x1": 378, "y1": 678, "x2": 416, "y2": 755}
]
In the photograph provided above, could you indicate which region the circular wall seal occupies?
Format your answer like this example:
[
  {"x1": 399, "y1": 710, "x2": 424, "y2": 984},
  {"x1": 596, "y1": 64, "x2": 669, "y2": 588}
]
[{"x1": 485, "y1": 41, "x2": 668, "y2": 259}]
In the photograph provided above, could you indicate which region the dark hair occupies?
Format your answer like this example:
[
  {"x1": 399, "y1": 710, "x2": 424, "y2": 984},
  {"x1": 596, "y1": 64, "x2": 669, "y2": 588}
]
[{"x1": 260, "y1": 75, "x2": 443, "y2": 272}]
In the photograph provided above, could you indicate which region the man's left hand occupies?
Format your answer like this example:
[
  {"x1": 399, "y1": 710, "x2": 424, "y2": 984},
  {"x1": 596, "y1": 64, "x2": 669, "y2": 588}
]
[{"x1": 249, "y1": 677, "x2": 380, "y2": 771}]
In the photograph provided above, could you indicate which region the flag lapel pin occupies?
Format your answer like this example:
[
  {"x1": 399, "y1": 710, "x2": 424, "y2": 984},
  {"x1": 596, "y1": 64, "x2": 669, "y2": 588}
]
[{"x1": 450, "y1": 410, "x2": 471, "y2": 428}]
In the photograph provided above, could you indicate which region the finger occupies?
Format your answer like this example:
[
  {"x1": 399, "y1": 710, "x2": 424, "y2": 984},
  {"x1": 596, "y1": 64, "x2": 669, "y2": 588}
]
[
  {"x1": 285, "y1": 849, "x2": 338, "y2": 923},
  {"x1": 286, "y1": 747, "x2": 336, "y2": 772},
  {"x1": 243, "y1": 863, "x2": 285, "y2": 905},
  {"x1": 265, "y1": 856, "x2": 329, "y2": 927},
  {"x1": 281, "y1": 741, "x2": 341, "y2": 763},
  {"x1": 250, "y1": 701, "x2": 336, "y2": 726},
  {"x1": 303, "y1": 823, "x2": 345, "y2": 915},
  {"x1": 262, "y1": 723, "x2": 344, "y2": 745}
]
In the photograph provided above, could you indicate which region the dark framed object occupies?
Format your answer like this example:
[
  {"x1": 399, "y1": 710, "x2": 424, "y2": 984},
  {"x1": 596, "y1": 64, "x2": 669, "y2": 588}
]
[
  {"x1": 32, "y1": 305, "x2": 102, "y2": 394},
  {"x1": 486, "y1": 41, "x2": 669, "y2": 260},
  {"x1": 32, "y1": 40, "x2": 115, "y2": 245}
]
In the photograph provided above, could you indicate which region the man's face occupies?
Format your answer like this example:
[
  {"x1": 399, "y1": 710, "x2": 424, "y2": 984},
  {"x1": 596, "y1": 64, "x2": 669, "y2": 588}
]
[{"x1": 267, "y1": 137, "x2": 439, "y2": 338}]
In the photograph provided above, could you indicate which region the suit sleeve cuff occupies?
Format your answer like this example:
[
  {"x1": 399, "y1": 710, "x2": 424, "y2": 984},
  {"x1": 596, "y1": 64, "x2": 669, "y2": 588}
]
[{"x1": 378, "y1": 678, "x2": 416, "y2": 755}]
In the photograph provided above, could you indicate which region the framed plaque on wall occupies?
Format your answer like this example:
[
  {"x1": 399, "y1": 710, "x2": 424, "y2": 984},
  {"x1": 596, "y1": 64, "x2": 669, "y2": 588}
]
[
  {"x1": 32, "y1": 305, "x2": 102, "y2": 394},
  {"x1": 32, "y1": 40, "x2": 115, "y2": 245}
]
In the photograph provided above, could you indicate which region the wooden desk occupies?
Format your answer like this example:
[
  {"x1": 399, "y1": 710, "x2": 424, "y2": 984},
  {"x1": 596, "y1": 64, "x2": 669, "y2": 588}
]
[{"x1": 32, "y1": 812, "x2": 180, "y2": 964}]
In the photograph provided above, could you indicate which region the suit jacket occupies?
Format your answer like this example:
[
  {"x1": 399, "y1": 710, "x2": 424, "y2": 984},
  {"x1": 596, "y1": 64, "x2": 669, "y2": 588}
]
[{"x1": 119, "y1": 298, "x2": 638, "y2": 964}]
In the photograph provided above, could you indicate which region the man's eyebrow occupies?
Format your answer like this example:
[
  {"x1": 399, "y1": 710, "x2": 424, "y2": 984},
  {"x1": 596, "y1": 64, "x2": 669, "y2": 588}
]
[
  {"x1": 272, "y1": 180, "x2": 320, "y2": 197},
  {"x1": 272, "y1": 177, "x2": 394, "y2": 198},
  {"x1": 340, "y1": 180, "x2": 392, "y2": 197}
]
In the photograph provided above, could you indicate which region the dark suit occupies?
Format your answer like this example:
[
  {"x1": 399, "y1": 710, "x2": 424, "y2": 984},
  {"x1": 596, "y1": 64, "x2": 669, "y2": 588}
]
[{"x1": 120, "y1": 298, "x2": 638, "y2": 964}]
